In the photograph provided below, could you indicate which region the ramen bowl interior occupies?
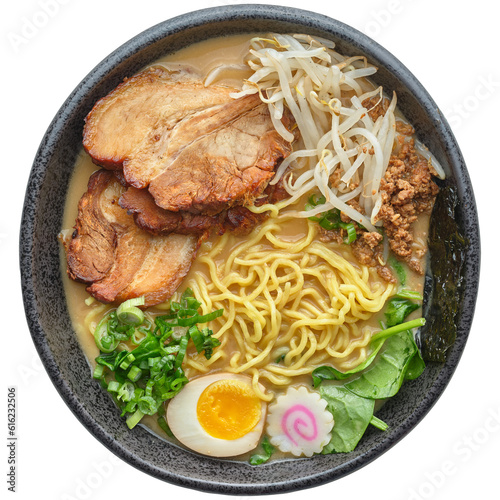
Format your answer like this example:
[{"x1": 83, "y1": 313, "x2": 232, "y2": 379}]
[{"x1": 20, "y1": 5, "x2": 480, "y2": 494}]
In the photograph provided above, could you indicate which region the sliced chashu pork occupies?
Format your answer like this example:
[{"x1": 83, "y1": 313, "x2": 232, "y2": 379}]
[
  {"x1": 64, "y1": 169, "x2": 202, "y2": 307},
  {"x1": 118, "y1": 186, "x2": 226, "y2": 236},
  {"x1": 118, "y1": 178, "x2": 289, "y2": 237},
  {"x1": 83, "y1": 66, "x2": 294, "y2": 215}
]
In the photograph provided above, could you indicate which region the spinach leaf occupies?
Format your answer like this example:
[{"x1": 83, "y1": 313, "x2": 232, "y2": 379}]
[
  {"x1": 404, "y1": 343, "x2": 426, "y2": 380},
  {"x1": 345, "y1": 331, "x2": 418, "y2": 399},
  {"x1": 312, "y1": 317, "x2": 425, "y2": 388},
  {"x1": 395, "y1": 290, "x2": 423, "y2": 301},
  {"x1": 320, "y1": 385, "x2": 375, "y2": 453},
  {"x1": 312, "y1": 338, "x2": 385, "y2": 386},
  {"x1": 315, "y1": 294, "x2": 426, "y2": 454},
  {"x1": 388, "y1": 256, "x2": 407, "y2": 286},
  {"x1": 384, "y1": 297, "x2": 420, "y2": 327}
]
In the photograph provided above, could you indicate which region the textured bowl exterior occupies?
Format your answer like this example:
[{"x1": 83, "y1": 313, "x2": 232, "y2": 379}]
[{"x1": 20, "y1": 4, "x2": 480, "y2": 495}]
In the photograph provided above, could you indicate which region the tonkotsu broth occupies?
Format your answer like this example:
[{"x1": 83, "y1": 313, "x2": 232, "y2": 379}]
[{"x1": 61, "y1": 34, "x2": 428, "y2": 459}]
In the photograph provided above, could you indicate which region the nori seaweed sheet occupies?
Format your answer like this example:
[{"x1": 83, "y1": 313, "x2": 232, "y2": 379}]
[{"x1": 421, "y1": 186, "x2": 468, "y2": 362}]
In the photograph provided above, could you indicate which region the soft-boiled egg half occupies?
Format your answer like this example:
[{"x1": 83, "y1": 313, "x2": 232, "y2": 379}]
[{"x1": 166, "y1": 372, "x2": 267, "y2": 457}]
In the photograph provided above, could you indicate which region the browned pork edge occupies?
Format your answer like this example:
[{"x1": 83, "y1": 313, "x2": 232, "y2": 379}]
[{"x1": 118, "y1": 174, "x2": 290, "y2": 237}]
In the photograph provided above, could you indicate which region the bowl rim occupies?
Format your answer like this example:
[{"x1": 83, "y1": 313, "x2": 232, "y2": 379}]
[{"x1": 20, "y1": 3, "x2": 480, "y2": 495}]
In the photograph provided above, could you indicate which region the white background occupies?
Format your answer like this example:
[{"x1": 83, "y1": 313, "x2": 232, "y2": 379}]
[{"x1": 3, "y1": 1, "x2": 498, "y2": 499}]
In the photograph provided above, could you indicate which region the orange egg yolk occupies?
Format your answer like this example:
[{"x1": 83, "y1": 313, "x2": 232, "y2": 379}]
[{"x1": 196, "y1": 379, "x2": 262, "y2": 440}]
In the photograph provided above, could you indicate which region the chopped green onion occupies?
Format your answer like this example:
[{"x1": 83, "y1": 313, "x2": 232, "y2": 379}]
[
  {"x1": 175, "y1": 308, "x2": 223, "y2": 327},
  {"x1": 138, "y1": 396, "x2": 159, "y2": 415},
  {"x1": 117, "y1": 382, "x2": 135, "y2": 402},
  {"x1": 274, "y1": 346, "x2": 289, "y2": 363},
  {"x1": 107, "y1": 380, "x2": 120, "y2": 392},
  {"x1": 318, "y1": 216, "x2": 337, "y2": 230},
  {"x1": 126, "y1": 409, "x2": 145, "y2": 429},
  {"x1": 189, "y1": 326, "x2": 204, "y2": 352},
  {"x1": 157, "y1": 404, "x2": 166, "y2": 418},
  {"x1": 119, "y1": 353, "x2": 135, "y2": 370},
  {"x1": 129, "y1": 329, "x2": 146, "y2": 346},
  {"x1": 138, "y1": 359, "x2": 149, "y2": 370},
  {"x1": 174, "y1": 336, "x2": 189, "y2": 369},
  {"x1": 93, "y1": 288, "x2": 222, "y2": 430},
  {"x1": 85, "y1": 296, "x2": 95, "y2": 306},
  {"x1": 184, "y1": 295, "x2": 201, "y2": 310},
  {"x1": 163, "y1": 345, "x2": 180, "y2": 354},
  {"x1": 122, "y1": 297, "x2": 146, "y2": 308},
  {"x1": 92, "y1": 364, "x2": 105, "y2": 379},
  {"x1": 170, "y1": 374, "x2": 188, "y2": 392},
  {"x1": 116, "y1": 297, "x2": 145, "y2": 326},
  {"x1": 305, "y1": 193, "x2": 358, "y2": 244},
  {"x1": 94, "y1": 314, "x2": 119, "y2": 353},
  {"x1": 123, "y1": 401, "x2": 137, "y2": 415},
  {"x1": 148, "y1": 356, "x2": 161, "y2": 367},
  {"x1": 127, "y1": 366, "x2": 143, "y2": 382},
  {"x1": 340, "y1": 222, "x2": 357, "y2": 244},
  {"x1": 304, "y1": 193, "x2": 326, "y2": 210}
]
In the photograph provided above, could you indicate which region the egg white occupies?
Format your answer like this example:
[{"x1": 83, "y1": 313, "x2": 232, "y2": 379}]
[{"x1": 166, "y1": 372, "x2": 267, "y2": 457}]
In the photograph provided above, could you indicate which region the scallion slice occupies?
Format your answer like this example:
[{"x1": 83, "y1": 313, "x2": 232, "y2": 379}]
[
  {"x1": 126, "y1": 409, "x2": 145, "y2": 429},
  {"x1": 117, "y1": 382, "x2": 135, "y2": 402},
  {"x1": 116, "y1": 297, "x2": 145, "y2": 326},
  {"x1": 107, "y1": 380, "x2": 120, "y2": 393},
  {"x1": 92, "y1": 364, "x2": 105, "y2": 379},
  {"x1": 119, "y1": 353, "x2": 136, "y2": 370},
  {"x1": 305, "y1": 193, "x2": 358, "y2": 244},
  {"x1": 127, "y1": 366, "x2": 143, "y2": 382},
  {"x1": 94, "y1": 313, "x2": 119, "y2": 353}
]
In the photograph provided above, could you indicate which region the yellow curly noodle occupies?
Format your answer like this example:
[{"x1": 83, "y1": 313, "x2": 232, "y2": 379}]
[
  {"x1": 183, "y1": 215, "x2": 395, "y2": 402},
  {"x1": 81, "y1": 216, "x2": 395, "y2": 402}
]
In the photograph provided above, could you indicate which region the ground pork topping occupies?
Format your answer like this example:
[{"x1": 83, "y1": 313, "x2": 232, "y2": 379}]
[
  {"x1": 319, "y1": 134, "x2": 439, "y2": 281},
  {"x1": 318, "y1": 202, "x2": 396, "y2": 283},
  {"x1": 376, "y1": 139, "x2": 439, "y2": 274}
]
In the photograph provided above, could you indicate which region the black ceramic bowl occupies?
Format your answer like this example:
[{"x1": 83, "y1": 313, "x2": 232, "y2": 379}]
[{"x1": 20, "y1": 4, "x2": 480, "y2": 495}]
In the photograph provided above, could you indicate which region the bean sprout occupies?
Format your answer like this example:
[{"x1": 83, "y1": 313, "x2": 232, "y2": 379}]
[{"x1": 231, "y1": 34, "x2": 444, "y2": 229}]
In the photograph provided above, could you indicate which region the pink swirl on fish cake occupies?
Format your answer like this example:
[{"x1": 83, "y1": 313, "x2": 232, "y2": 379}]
[{"x1": 281, "y1": 404, "x2": 318, "y2": 445}]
